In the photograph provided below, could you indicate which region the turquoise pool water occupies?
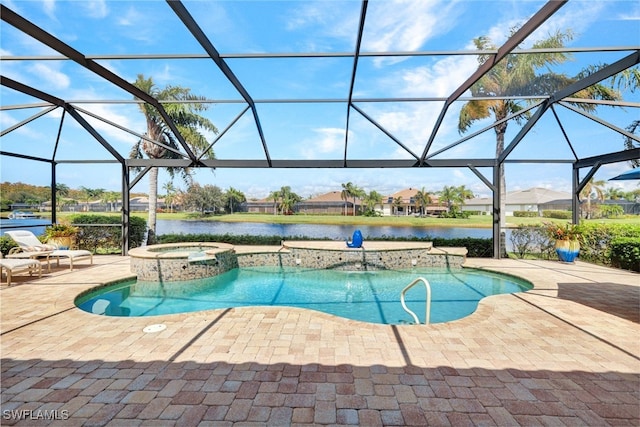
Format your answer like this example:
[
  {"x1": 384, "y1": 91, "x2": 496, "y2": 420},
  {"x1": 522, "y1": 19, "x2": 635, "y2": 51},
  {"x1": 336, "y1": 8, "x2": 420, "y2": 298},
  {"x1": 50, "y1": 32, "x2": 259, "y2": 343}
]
[{"x1": 76, "y1": 267, "x2": 531, "y2": 325}]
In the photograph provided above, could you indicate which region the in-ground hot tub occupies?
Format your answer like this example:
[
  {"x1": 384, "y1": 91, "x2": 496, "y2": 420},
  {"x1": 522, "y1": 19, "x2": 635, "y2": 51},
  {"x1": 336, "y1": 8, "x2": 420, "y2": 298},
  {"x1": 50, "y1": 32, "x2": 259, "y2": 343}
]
[{"x1": 128, "y1": 242, "x2": 237, "y2": 282}]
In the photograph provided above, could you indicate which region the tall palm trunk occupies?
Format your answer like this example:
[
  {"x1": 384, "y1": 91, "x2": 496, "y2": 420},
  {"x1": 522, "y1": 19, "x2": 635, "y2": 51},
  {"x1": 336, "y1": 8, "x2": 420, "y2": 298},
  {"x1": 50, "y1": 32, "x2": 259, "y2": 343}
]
[
  {"x1": 495, "y1": 122, "x2": 507, "y2": 256},
  {"x1": 147, "y1": 167, "x2": 158, "y2": 245}
]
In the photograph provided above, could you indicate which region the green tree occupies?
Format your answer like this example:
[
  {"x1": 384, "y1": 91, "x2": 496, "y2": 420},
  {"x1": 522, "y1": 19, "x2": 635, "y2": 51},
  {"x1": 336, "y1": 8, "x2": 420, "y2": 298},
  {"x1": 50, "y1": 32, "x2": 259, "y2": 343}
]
[
  {"x1": 276, "y1": 186, "x2": 301, "y2": 215},
  {"x1": 414, "y1": 187, "x2": 432, "y2": 216},
  {"x1": 268, "y1": 190, "x2": 280, "y2": 215},
  {"x1": 363, "y1": 190, "x2": 383, "y2": 215},
  {"x1": 162, "y1": 182, "x2": 177, "y2": 213},
  {"x1": 130, "y1": 74, "x2": 218, "y2": 244},
  {"x1": 182, "y1": 183, "x2": 224, "y2": 214},
  {"x1": 458, "y1": 28, "x2": 620, "y2": 242},
  {"x1": 611, "y1": 67, "x2": 639, "y2": 167},
  {"x1": 604, "y1": 187, "x2": 626, "y2": 200},
  {"x1": 79, "y1": 187, "x2": 105, "y2": 212},
  {"x1": 55, "y1": 183, "x2": 70, "y2": 212},
  {"x1": 340, "y1": 182, "x2": 355, "y2": 216},
  {"x1": 226, "y1": 187, "x2": 246, "y2": 214},
  {"x1": 103, "y1": 191, "x2": 120, "y2": 212},
  {"x1": 439, "y1": 185, "x2": 473, "y2": 215}
]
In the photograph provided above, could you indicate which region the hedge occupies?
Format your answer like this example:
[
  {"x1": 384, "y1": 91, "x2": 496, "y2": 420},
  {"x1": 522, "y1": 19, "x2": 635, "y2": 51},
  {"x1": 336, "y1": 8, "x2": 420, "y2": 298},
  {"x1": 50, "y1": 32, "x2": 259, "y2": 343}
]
[
  {"x1": 542, "y1": 210, "x2": 572, "y2": 219},
  {"x1": 513, "y1": 211, "x2": 539, "y2": 217},
  {"x1": 157, "y1": 233, "x2": 494, "y2": 258},
  {"x1": 71, "y1": 214, "x2": 146, "y2": 253},
  {"x1": 609, "y1": 237, "x2": 640, "y2": 272}
]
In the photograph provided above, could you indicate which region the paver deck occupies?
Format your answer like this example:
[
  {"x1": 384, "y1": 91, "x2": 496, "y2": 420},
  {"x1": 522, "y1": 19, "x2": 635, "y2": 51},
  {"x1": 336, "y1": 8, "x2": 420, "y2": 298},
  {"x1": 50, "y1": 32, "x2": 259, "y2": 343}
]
[{"x1": 1, "y1": 250, "x2": 638, "y2": 426}]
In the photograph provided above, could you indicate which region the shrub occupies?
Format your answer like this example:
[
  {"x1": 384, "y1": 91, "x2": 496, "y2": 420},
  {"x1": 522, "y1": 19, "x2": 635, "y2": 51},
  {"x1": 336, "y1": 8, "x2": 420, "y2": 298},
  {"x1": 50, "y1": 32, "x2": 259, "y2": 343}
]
[
  {"x1": 71, "y1": 214, "x2": 146, "y2": 253},
  {"x1": 157, "y1": 233, "x2": 284, "y2": 246},
  {"x1": 609, "y1": 237, "x2": 640, "y2": 272},
  {"x1": 542, "y1": 210, "x2": 572, "y2": 219},
  {"x1": 508, "y1": 225, "x2": 555, "y2": 259},
  {"x1": 579, "y1": 223, "x2": 640, "y2": 266},
  {"x1": 509, "y1": 226, "x2": 537, "y2": 258},
  {"x1": 513, "y1": 211, "x2": 539, "y2": 217},
  {"x1": 597, "y1": 204, "x2": 624, "y2": 218},
  {"x1": 0, "y1": 235, "x2": 18, "y2": 256}
]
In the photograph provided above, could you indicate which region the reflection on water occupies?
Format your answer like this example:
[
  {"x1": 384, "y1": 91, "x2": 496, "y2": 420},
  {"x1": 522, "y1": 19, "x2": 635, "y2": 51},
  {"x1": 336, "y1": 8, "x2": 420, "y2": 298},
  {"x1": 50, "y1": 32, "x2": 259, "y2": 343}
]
[{"x1": 155, "y1": 219, "x2": 496, "y2": 240}]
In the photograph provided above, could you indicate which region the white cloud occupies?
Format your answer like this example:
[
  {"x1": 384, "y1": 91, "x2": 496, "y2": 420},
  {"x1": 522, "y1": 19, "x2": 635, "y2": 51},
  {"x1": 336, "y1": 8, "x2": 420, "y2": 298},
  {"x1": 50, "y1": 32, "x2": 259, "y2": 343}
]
[
  {"x1": 80, "y1": 0, "x2": 108, "y2": 19},
  {"x1": 116, "y1": 6, "x2": 155, "y2": 43},
  {"x1": 363, "y1": 0, "x2": 460, "y2": 66},
  {"x1": 300, "y1": 127, "x2": 347, "y2": 158},
  {"x1": 42, "y1": 0, "x2": 56, "y2": 20},
  {"x1": 28, "y1": 63, "x2": 70, "y2": 89}
]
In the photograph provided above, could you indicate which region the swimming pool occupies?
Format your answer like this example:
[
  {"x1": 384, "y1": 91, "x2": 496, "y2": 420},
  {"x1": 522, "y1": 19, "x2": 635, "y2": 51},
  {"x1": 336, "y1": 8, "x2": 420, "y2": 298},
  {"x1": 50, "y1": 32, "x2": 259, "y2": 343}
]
[{"x1": 76, "y1": 266, "x2": 531, "y2": 324}]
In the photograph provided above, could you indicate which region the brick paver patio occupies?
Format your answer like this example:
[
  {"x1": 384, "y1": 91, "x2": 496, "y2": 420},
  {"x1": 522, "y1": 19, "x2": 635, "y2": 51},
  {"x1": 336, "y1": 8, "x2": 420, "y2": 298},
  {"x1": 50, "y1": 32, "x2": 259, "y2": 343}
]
[{"x1": 1, "y1": 253, "x2": 638, "y2": 426}]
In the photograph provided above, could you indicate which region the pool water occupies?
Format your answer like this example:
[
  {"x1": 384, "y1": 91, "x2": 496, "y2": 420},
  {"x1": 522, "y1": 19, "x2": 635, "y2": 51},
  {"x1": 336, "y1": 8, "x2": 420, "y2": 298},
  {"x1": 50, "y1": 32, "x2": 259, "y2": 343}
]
[{"x1": 76, "y1": 266, "x2": 531, "y2": 324}]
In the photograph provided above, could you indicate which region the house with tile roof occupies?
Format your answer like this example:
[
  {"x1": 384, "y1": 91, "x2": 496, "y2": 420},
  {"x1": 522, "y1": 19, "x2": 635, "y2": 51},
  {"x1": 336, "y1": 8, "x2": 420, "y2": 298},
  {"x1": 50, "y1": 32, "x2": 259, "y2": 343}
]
[
  {"x1": 297, "y1": 191, "x2": 361, "y2": 215},
  {"x1": 243, "y1": 191, "x2": 361, "y2": 215},
  {"x1": 380, "y1": 188, "x2": 447, "y2": 216}
]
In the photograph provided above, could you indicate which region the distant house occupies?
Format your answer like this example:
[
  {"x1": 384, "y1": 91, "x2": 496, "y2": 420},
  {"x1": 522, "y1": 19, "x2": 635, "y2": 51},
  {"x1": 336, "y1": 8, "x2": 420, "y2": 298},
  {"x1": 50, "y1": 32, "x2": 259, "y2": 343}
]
[
  {"x1": 297, "y1": 191, "x2": 360, "y2": 215},
  {"x1": 243, "y1": 197, "x2": 277, "y2": 214},
  {"x1": 380, "y1": 188, "x2": 446, "y2": 216},
  {"x1": 462, "y1": 187, "x2": 572, "y2": 216},
  {"x1": 243, "y1": 191, "x2": 361, "y2": 215}
]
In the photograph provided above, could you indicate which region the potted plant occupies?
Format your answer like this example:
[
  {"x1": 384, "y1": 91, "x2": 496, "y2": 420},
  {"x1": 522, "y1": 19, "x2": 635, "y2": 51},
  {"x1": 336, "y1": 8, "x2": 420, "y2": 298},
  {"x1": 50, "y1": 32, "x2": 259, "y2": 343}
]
[
  {"x1": 543, "y1": 222, "x2": 583, "y2": 263},
  {"x1": 44, "y1": 223, "x2": 78, "y2": 249}
]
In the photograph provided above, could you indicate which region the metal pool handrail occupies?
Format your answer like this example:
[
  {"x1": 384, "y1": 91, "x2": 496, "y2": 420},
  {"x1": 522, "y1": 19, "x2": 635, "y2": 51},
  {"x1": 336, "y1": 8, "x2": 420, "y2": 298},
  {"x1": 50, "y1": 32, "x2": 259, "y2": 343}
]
[{"x1": 400, "y1": 277, "x2": 432, "y2": 325}]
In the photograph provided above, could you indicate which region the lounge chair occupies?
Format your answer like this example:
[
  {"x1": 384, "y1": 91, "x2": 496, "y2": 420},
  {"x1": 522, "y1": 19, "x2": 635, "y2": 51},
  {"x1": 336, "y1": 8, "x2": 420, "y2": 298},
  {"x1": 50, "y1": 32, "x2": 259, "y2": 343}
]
[
  {"x1": 346, "y1": 229, "x2": 363, "y2": 248},
  {"x1": 5, "y1": 230, "x2": 93, "y2": 271},
  {"x1": 0, "y1": 258, "x2": 42, "y2": 286}
]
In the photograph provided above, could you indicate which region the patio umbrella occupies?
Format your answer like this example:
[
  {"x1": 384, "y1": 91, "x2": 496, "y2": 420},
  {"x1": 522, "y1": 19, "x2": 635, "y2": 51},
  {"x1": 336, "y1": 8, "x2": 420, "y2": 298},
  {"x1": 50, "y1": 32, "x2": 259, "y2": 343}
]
[{"x1": 609, "y1": 168, "x2": 640, "y2": 181}]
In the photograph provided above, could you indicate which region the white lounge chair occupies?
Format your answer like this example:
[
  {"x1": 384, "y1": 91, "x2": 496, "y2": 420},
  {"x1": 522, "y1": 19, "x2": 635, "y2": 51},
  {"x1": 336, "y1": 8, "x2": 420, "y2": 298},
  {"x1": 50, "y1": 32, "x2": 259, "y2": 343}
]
[
  {"x1": 5, "y1": 230, "x2": 93, "y2": 271},
  {"x1": 0, "y1": 258, "x2": 42, "y2": 286}
]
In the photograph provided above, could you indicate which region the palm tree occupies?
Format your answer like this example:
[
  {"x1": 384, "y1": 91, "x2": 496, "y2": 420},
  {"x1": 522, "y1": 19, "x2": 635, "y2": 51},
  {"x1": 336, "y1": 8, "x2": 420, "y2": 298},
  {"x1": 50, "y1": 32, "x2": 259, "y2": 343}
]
[
  {"x1": 340, "y1": 182, "x2": 355, "y2": 216},
  {"x1": 277, "y1": 186, "x2": 301, "y2": 215},
  {"x1": 350, "y1": 184, "x2": 365, "y2": 216},
  {"x1": 611, "y1": 67, "x2": 639, "y2": 167},
  {"x1": 392, "y1": 196, "x2": 404, "y2": 216},
  {"x1": 439, "y1": 185, "x2": 458, "y2": 214},
  {"x1": 79, "y1": 186, "x2": 104, "y2": 212},
  {"x1": 604, "y1": 187, "x2": 626, "y2": 200},
  {"x1": 226, "y1": 187, "x2": 246, "y2": 214},
  {"x1": 438, "y1": 185, "x2": 473, "y2": 215},
  {"x1": 130, "y1": 74, "x2": 218, "y2": 244},
  {"x1": 458, "y1": 29, "x2": 620, "y2": 241},
  {"x1": 55, "y1": 183, "x2": 69, "y2": 213},
  {"x1": 268, "y1": 190, "x2": 280, "y2": 215},
  {"x1": 103, "y1": 191, "x2": 120, "y2": 212},
  {"x1": 414, "y1": 187, "x2": 432, "y2": 216},
  {"x1": 162, "y1": 182, "x2": 177, "y2": 213},
  {"x1": 580, "y1": 178, "x2": 606, "y2": 219}
]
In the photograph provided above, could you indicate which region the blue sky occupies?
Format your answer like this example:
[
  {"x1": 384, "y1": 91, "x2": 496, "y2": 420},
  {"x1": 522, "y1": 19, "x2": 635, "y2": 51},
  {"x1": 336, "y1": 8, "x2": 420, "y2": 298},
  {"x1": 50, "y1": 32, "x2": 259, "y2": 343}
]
[{"x1": 1, "y1": 0, "x2": 638, "y2": 200}]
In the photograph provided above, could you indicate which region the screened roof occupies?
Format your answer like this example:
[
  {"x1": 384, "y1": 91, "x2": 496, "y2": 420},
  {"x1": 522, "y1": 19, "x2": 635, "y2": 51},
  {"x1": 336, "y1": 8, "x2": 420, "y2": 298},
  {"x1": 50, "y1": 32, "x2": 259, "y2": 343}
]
[{"x1": 1, "y1": 0, "x2": 638, "y2": 198}]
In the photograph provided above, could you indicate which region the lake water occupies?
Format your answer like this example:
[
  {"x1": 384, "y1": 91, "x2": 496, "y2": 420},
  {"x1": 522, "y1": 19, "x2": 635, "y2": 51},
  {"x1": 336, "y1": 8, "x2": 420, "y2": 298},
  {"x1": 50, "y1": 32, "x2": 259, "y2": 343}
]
[
  {"x1": 155, "y1": 220, "x2": 494, "y2": 240},
  {"x1": 0, "y1": 218, "x2": 500, "y2": 242}
]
